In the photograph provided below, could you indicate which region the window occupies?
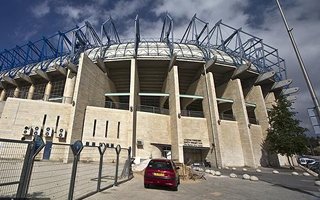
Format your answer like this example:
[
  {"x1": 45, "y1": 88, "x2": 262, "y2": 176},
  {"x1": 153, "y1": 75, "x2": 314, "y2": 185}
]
[
  {"x1": 117, "y1": 122, "x2": 120, "y2": 139},
  {"x1": 50, "y1": 79, "x2": 65, "y2": 98},
  {"x1": 33, "y1": 83, "x2": 46, "y2": 100},
  {"x1": 105, "y1": 121, "x2": 109, "y2": 138},
  {"x1": 93, "y1": 119, "x2": 97, "y2": 137}
]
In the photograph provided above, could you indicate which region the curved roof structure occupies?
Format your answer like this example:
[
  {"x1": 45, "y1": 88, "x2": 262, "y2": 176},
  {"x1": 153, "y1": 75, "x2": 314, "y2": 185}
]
[{"x1": 0, "y1": 14, "x2": 286, "y2": 81}]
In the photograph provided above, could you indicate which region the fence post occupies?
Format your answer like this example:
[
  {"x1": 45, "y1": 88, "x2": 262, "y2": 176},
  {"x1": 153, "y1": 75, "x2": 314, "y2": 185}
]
[
  {"x1": 114, "y1": 145, "x2": 121, "y2": 186},
  {"x1": 97, "y1": 143, "x2": 106, "y2": 192},
  {"x1": 68, "y1": 140, "x2": 83, "y2": 200},
  {"x1": 16, "y1": 142, "x2": 34, "y2": 198},
  {"x1": 16, "y1": 135, "x2": 45, "y2": 198},
  {"x1": 128, "y1": 147, "x2": 132, "y2": 179}
]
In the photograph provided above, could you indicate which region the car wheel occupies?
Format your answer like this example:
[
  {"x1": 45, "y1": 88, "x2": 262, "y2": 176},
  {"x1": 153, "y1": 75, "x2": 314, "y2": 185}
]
[
  {"x1": 172, "y1": 186, "x2": 178, "y2": 191},
  {"x1": 144, "y1": 184, "x2": 149, "y2": 188}
]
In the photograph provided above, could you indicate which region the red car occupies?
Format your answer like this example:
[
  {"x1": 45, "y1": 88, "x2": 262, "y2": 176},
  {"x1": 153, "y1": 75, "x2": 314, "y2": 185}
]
[{"x1": 144, "y1": 159, "x2": 180, "y2": 191}]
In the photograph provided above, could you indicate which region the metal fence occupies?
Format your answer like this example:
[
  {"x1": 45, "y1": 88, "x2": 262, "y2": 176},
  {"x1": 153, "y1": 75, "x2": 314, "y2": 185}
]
[
  {"x1": 181, "y1": 110, "x2": 204, "y2": 118},
  {"x1": 137, "y1": 105, "x2": 169, "y2": 115},
  {"x1": 0, "y1": 136, "x2": 133, "y2": 200}
]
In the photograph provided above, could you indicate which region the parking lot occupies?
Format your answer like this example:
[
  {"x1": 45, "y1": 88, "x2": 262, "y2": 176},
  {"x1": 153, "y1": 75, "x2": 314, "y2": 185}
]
[{"x1": 88, "y1": 167, "x2": 320, "y2": 200}]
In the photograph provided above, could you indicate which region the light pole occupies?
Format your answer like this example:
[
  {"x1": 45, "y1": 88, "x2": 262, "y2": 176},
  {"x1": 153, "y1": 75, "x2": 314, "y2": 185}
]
[{"x1": 275, "y1": 0, "x2": 320, "y2": 119}]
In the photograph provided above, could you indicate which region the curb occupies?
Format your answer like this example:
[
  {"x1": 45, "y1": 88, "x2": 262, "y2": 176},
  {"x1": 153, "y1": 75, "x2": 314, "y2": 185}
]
[{"x1": 299, "y1": 164, "x2": 318, "y2": 177}]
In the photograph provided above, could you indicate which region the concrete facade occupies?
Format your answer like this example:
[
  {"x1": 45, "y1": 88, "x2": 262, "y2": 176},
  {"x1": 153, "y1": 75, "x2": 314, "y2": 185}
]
[{"x1": 0, "y1": 47, "x2": 285, "y2": 168}]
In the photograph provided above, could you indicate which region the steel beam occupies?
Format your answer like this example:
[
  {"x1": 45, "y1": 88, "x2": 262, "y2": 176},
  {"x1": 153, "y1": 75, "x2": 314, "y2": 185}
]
[
  {"x1": 54, "y1": 65, "x2": 67, "y2": 76},
  {"x1": 66, "y1": 62, "x2": 77, "y2": 73},
  {"x1": 255, "y1": 71, "x2": 276, "y2": 85},
  {"x1": 35, "y1": 69, "x2": 50, "y2": 81},
  {"x1": 271, "y1": 79, "x2": 292, "y2": 91},
  {"x1": 17, "y1": 72, "x2": 32, "y2": 83},
  {"x1": 168, "y1": 53, "x2": 177, "y2": 71},
  {"x1": 232, "y1": 62, "x2": 251, "y2": 79},
  {"x1": 281, "y1": 87, "x2": 299, "y2": 96},
  {"x1": 2, "y1": 76, "x2": 17, "y2": 86}
]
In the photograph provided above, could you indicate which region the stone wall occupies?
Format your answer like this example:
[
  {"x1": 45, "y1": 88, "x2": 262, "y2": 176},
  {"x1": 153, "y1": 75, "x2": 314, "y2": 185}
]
[
  {"x1": 82, "y1": 106, "x2": 130, "y2": 148},
  {"x1": 0, "y1": 98, "x2": 71, "y2": 141},
  {"x1": 181, "y1": 117, "x2": 209, "y2": 147},
  {"x1": 219, "y1": 120, "x2": 245, "y2": 166}
]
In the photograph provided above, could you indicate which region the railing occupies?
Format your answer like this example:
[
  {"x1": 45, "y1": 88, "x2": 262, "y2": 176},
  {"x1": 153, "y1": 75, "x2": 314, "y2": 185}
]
[
  {"x1": 0, "y1": 136, "x2": 133, "y2": 200},
  {"x1": 181, "y1": 110, "x2": 204, "y2": 118},
  {"x1": 0, "y1": 91, "x2": 72, "y2": 104},
  {"x1": 137, "y1": 105, "x2": 169, "y2": 115},
  {"x1": 105, "y1": 101, "x2": 129, "y2": 110},
  {"x1": 219, "y1": 113, "x2": 236, "y2": 121}
]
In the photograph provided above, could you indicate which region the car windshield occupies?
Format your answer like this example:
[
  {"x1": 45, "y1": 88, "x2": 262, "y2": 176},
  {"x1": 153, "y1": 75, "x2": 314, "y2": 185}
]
[{"x1": 148, "y1": 160, "x2": 173, "y2": 170}]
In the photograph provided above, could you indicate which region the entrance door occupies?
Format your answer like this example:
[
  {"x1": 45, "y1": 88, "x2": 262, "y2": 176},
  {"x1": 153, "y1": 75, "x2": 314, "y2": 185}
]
[
  {"x1": 183, "y1": 148, "x2": 203, "y2": 164},
  {"x1": 43, "y1": 141, "x2": 52, "y2": 160}
]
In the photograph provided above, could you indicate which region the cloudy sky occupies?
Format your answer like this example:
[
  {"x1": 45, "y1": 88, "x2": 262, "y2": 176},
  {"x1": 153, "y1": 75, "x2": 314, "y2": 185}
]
[{"x1": 0, "y1": 0, "x2": 319, "y2": 136}]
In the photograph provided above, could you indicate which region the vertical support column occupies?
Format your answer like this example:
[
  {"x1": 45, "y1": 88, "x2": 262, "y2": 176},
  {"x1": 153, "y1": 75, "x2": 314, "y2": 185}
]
[
  {"x1": 0, "y1": 89, "x2": 6, "y2": 101},
  {"x1": 129, "y1": 59, "x2": 139, "y2": 157},
  {"x1": 265, "y1": 92, "x2": 276, "y2": 109},
  {"x1": 44, "y1": 81, "x2": 52, "y2": 101},
  {"x1": 246, "y1": 85, "x2": 269, "y2": 166},
  {"x1": 201, "y1": 72, "x2": 222, "y2": 167},
  {"x1": 14, "y1": 87, "x2": 20, "y2": 98},
  {"x1": 224, "y1": 79, "x2": 256, "y2": 167},
  {"x1": 167, "y1": 65, "x2": 184, "y2": 163},
  {"x1": 247, "y1": 86, "x2": 269, "y2": 137},
  {"x1": 63, "y1": 70, "x2": 77, "y2": 104},
  {"x1": 27, "y1": 85, "x2": 35, "y2": 99}
]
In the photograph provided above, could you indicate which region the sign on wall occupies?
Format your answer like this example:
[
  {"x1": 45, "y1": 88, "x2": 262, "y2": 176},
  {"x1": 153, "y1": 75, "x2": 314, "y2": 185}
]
[{"x1": 184, "y1": 139, "x2": 203, "y2": 147}]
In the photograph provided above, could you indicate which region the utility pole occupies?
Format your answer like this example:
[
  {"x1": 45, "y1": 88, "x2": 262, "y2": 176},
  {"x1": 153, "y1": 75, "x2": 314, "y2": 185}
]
[{"x1": 275, "y1": 0, "x2": 320, "y2": 119}]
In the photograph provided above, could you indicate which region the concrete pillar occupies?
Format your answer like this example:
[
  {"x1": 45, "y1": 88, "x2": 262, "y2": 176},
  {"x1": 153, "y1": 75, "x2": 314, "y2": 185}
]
[
  {"x1": 27, "y1": 85, "x2": 35, "y2": 99},
  {"x1": 223, "y1": 79, "x2": 256, "y2": 167},
  {"x1": 14, "y1": 87, "x2": 20, "y2": 98},
  {"x1": 201, "y1": 72, "x2": 223, "y2": 167},
  {"x1": 246, "y1": 86, "x2": 269, "y2": 137},
  {"x1": 129, "y1": 59, "x2": 140, "y2": 157},
  {"x1": 63, "y1": 70, "x2": 77, "y2": 104},
  {"x1": 167, "y1": 65, "x2": 184, "y2": 163},
  {"x1": 246, "y1": 85, "x2": 269, "y2": 166},
  {"x1": 265, "y1": 92, "x2": 276, "y2": 109},
  {"x1": 0, "y1": 90, "x2": 5, "y2": 101},
  {"x1": 44, "y1": 81, "x2": 52, "y2": 101}
]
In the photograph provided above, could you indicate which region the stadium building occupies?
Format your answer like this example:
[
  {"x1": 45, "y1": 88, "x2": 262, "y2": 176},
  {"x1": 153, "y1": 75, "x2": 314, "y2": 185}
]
[{"x1": 0, "y1": 15, "x2": 293, "y2": 167}]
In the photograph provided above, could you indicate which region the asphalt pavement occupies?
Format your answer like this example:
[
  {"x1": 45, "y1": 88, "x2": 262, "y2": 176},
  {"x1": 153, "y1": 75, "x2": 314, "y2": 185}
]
[{"x1": 87, "y1": 167, "x2": 320, "y2": 200}]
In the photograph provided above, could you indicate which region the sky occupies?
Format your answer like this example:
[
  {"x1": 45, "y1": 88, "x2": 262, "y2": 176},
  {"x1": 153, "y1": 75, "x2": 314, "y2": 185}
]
[{"x1": 0, "y1": 0, "x2": 319, "y2": 136}]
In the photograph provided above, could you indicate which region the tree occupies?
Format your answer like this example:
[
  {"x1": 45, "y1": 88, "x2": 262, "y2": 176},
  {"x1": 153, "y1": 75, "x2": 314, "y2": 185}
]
[{"x1": 265, "y1": 95, "x2": 308, "y2": 168}]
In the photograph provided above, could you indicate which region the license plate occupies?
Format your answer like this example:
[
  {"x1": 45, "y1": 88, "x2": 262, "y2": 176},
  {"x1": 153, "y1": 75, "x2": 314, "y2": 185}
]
[{"x1": 153, "y1": 172, "x2": 164, "y2": 176}]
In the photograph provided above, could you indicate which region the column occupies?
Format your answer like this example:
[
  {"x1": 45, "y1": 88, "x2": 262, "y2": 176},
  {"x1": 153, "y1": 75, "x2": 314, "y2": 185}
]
[
  {"x1": 27, "y1": 85, "x2": 35, "y2": 99},
  {"x1": 247, "y1": 86, "x2": 269, "y2": 137},
  {"x1": 14, "y1": 87, "x2": 20, "y2": 98},
  {"x1": 44, "y1": 81, "x2": 52, "y2": 101},
  {"x1": 167, "y1": 65, "x2": 184, "y2": 163},
  {"x1": 223, "y1": 79, "x2": 256, "y2": 167},
  {"x1": 0, "y1": 89, "x2": 6, "y2": 101},
  {"x1": 201, "y1": 72, "x2": 223, "y2": 167},
  {"x1": 129, "y1": 59, "x2": 140, "y2": 157},
  {"x1": 246, "y1": 85, "x2": 269, "y2": 166},
  {"x1": 63, "y1": 70, "x2": 77, "y2": 104}
]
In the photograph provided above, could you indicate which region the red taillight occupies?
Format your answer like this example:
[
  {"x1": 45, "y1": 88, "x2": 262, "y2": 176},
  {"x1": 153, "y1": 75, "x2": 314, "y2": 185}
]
[{"x1": 163, "y1": 170, "x2": 175, "y2": 177}]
